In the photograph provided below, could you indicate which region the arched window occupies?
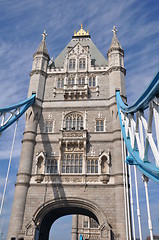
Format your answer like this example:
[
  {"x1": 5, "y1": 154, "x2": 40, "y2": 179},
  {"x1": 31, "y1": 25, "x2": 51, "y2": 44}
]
[
  {"x1": 57, "y1": 78, "x2": 64, "y2": 88},
  {"x1": 68, "y1": 76, "x2": 75, "y2": 85},
  {"x1": 43, "y1": 121, "x2": 53, "y2": 133},
  {"x1": 69, "y1": 59, "x2": 76, "y2": 70},
  {"x1": 65, "y1": 112, "x2": 83, "y2": 130},
  {"x1": 96, "y1": 120, "x2": 104, "y2": 132},
  {"x1": 46, "y1": 159, "x2": 57, "y2": 174},
  {"x1": 89, "y1": 76, "x2": 96, "y2": 87},
  {"x1": 78, "y1": 77, "x2": 85, "y2": 85},
  {"x1": 79, "y1": 58, "x2": 86, "y2": 69},
  {"x1": 87, "y1": 159, "x2": 98, "y2": 174}
]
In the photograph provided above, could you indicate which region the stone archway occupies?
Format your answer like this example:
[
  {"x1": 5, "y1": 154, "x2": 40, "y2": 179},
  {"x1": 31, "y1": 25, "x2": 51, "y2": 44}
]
[{"x1": 25, "y1": 198, "x2": 112, "y2": 240}]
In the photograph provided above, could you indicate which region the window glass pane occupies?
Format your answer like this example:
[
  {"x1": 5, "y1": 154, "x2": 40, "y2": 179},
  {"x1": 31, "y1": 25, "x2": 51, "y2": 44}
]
[
  {"x1": 49, "y1": 122, "x2": 52, "y2": 132},
  {"x1": 61, "y1": 153, "x2": 83, "y2": 174},
  {"x1": 95, "y1": 160, "x2": 98, "y2": 173},
  {"x1": 91, "y1": 165, "x2": 94, "y2": 173},
  {"x1": 57, "y1": 79, "x2": 60, "y2": 88},
  {"x1": 69, "y1": 60, "x2": 72, "y2": 69},
  {"x1": 77, "y1": 117, "x2": 80, "y2": 130},
  {"x1": 73, "y1": 60, "x2": 75, "y2": 69},
  {"x1": 69, "y1": 116, "x2": 72, "y2": 129},
  {"x1": 68, "y1": 78, "x2": 71, "y2": 85},
  {"x1": 89, "y1": 77, "x2": 91, "y2": 86},
  {"x1": 73, "y1": 117, "x2": 76, "y2": 129},
  {"x1": 83, "y1": 221, "x2": 88, "y2": 228},
  {"x1": 81, "y1": 117, "x2": 83, "y2": 128},
  {"x1": 79, "y1": 78, "x2": 81, "y2": 84},
  {"x1": 61, "y1": 79, "x2": 64, "y2": 87},
  {"x1": 101, "y1": 121, "x2": 104, "y2": 131},
  {"x1": 83, "y1": 60, "x2": 85, "y2": 69},
  {"x1": 82, "y1": 78, "x2": 85, "y2": 84},
  {"x1": 79, "y1": 60, "x2": 82, "y2": 69},
  {"x1": 93, "y1": 77, "x2": 96, "y2": 86},
  {"x1": 96, "y1": 120, "x2": 99, "y2": 131}
]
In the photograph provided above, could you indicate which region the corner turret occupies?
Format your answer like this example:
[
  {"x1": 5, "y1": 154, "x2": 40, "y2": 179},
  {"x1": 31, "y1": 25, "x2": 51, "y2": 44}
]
[
  {"x1": 28, "y1": 30, "x2": 50, "y2": 101},
  {"x1": 107, "y1": 26, "x2": 126, "y2": 97}
]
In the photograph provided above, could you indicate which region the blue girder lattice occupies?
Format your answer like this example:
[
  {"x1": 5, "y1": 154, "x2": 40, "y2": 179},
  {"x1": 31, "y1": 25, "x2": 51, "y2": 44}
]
[
  {"x1": 0, "y1": 94, "x2": 36, "y2": 133},
  {"x1": 116, "y1": 71, "x2": 159, "y2": 183}
]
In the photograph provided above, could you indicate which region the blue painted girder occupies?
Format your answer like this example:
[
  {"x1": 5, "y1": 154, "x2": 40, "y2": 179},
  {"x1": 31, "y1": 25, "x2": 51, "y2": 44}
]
[
  {"x1": 116, "y1": 91, "x2": 159, "y2": 183},
  {"x1": 0, "y1": 94, "x2": 35, "y2": 133}
]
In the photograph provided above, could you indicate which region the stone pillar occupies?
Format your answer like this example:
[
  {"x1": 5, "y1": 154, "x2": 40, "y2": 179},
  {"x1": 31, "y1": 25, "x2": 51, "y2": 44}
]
[
  {"x1": 7, "y1": 108, "x2": 39, "y2": 240},
  {"x1": 72, "y1": 215, "x2": 78, "y2": 240}
]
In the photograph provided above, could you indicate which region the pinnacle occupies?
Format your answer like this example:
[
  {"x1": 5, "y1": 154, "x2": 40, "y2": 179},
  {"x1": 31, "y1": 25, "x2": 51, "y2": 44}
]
[
  {"x1": 36, "y1": 30, "x2": 49, "y2": 57},
  {"x1": 109, "y1": 26, "x2": 122, "y2": 50}
]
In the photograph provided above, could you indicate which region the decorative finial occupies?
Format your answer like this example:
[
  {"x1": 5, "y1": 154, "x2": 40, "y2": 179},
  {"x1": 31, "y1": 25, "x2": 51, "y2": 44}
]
[
  {"x1": 112, "y1": 26, "x2": 117, "y2": 37},
  {"x1": 73, "y1": 24, "x2": 90, "y2": 37},
  {"x1": 42, "y1": 30, "x2": 47, "y2": 41}
]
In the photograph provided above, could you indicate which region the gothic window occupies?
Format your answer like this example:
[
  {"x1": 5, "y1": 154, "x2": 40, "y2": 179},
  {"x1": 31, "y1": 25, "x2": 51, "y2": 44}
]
[
  {"x1": 68, "y1": 76, "x2": 75, "y2": 85},
  {"x1": 69, "y1": 59, "x2": 76, "y2": 70},
  {"x1": 89, "y1": 76, "x2": 96, "y2": 87},
  {"x1": 96, "y1": 120, "x2": 104, "y2": 132},
  {"x1": 83, "y1": 221, "x2": 88, "y2": 228},
  {"x1": 46, "y1": 159, "x2": 57, "y2": 174},
  {"x1": 90, "y1": 218, "x2": 99, "y2": 228},
  {"x1": 57, "y1": 78, "x2": 64, "y2": 88},
  {"x1": 65, "y1": 112, "x2": 83, "y2": 130},
  {"x1": 62, "y1": 153, "x2": 83, "y2": 173},
  {"x1": 43, "y1": 121, "x2": 53, "y2": 133},
  {"x1": 87, "y1": 159, "x2": 98, "y2": 173},
  {"x1": 79, "y1": 58, "x2": 86, "y2": 69},
  {"x1": 78, "y1": 77, "x2": 85, "y2": 85}
]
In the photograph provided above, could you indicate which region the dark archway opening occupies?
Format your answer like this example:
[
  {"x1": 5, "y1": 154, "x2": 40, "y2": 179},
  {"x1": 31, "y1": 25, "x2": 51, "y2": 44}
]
[{"x1": 38, "y1": 206, "x2": 99, "y2": 240}]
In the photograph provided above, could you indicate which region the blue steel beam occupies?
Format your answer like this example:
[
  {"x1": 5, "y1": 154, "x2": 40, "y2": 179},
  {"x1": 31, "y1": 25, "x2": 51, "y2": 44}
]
[
  {"x1": 116, "y1": 91, "x2": 159, "y2": 183},
  {"x1": 0, "y1": 94, "x2": 36, "y2": 133},
  {"x1": 119, "y1": 71, "x2": 159, "y2": 113}
]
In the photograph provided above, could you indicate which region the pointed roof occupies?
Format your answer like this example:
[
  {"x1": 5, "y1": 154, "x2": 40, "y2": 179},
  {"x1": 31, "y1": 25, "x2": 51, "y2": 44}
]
[
  {"x1": 54, "y1": 26, "x2": 108, "y2": 68},
  {"x1": 109, "y1": 26, "x2": 122, "y2": 50},
  {"x1": 35, "y1": 30, "x2": 49, "y2": 57}
]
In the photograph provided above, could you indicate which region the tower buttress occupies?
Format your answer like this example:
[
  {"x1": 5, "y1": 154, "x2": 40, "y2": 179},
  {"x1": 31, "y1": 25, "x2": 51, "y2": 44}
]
[{"x1": 107, "y1": 26, "x2": 126, "y2": 98}]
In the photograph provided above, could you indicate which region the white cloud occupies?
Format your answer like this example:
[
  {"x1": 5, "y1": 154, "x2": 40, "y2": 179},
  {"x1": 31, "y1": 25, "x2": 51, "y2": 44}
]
[{"x1": 0, "y1": 0, "x2": 159, "y2": 239}]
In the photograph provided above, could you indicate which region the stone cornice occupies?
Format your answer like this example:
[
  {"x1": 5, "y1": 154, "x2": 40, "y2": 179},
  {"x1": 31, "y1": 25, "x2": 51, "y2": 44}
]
[
  {"x1": 30, "y1": 69, "x2": 47, "y2": 77},
  {"x1": 107, "y1": 47, "x2": 124, "y2": 56},
  {"x1": 108, "y1": 66, "x2": 126, "y2": 75}
]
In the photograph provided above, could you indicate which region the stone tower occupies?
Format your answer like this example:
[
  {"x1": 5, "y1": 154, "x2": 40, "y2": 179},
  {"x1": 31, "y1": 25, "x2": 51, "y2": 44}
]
[{"x1": 7, "y1": 24, "x2": 127, "y2": 240}]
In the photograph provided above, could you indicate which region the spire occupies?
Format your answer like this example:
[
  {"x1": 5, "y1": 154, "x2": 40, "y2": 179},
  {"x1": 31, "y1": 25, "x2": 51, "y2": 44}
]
[
  {"x1": 36, "y1": 30, "x2": 49, "y2": 57},
  {"x1": 109, "y1": 26, "x2": 122, "y2": 50}
]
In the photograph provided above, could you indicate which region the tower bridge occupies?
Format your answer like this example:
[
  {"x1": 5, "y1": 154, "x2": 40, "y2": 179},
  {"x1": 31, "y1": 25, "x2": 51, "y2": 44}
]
[{"x1": 0, "y1": 24, "x2": 159, "y2": 240}]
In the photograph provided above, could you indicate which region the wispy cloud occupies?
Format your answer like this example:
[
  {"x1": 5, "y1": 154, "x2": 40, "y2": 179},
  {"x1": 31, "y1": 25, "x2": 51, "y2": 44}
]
[{"x1": 0, "y1": 0, "x2": 159, "y2": 239}]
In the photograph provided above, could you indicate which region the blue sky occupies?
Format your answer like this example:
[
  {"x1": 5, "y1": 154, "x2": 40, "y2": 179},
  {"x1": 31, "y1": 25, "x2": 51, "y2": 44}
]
[{"x1": 0, "y1": 0, "x2": 159, "y2": 239}]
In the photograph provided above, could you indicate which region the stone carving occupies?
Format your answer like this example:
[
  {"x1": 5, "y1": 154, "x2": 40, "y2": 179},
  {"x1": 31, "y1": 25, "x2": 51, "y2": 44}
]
[
  {"x1": 63, "y1": 132, "x2": 83, "y2": 137},
  {"x1": 26, "y1": 224, "x2": 33, "y2": 236},
  {"x1": 98, "y1": 111, "x2": 102, "y2": 118},
  {"x1": 91, "y1": 147, "x2": 95, "y2": 156}
]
